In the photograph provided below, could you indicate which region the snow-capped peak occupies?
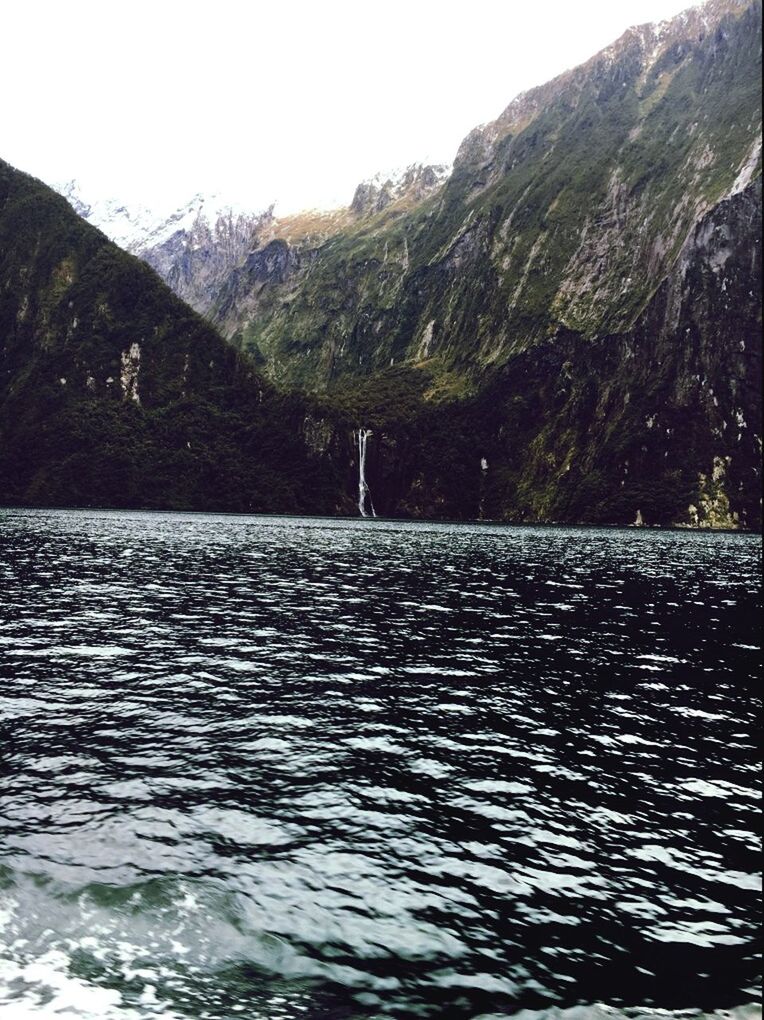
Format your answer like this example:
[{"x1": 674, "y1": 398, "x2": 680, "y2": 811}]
[
  {"x1": 55, "y1": 179, "x2": 164, "y2": 251},
  {"x1": 54, "y1": 181, "x2": 272, "y2": 255},
  {"x1": 350, "y1": 162, "x2": 451, "y2": 216}
]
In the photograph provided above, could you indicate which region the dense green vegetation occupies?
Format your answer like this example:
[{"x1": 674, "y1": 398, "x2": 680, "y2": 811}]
[{"x1": 0, "y1": 160, "x2": 348, "y2": 513}]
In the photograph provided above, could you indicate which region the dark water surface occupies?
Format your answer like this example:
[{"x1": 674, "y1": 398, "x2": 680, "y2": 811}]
[{"x1": 0, "y1": 509, "x2": 760, "y2": 1020}]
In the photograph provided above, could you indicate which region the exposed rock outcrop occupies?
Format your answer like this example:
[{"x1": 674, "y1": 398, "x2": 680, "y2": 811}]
[
  {"x1": 350, "y1": 164, "x2": 450, "y2": 216},
  {"x1": 135, "y1": 201, "x2": 275, "y2": 315}
]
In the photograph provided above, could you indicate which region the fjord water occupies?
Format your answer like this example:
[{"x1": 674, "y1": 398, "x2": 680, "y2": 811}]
[{"x1": 0, "y1": 510, "x2": 760, "y2": 1020}]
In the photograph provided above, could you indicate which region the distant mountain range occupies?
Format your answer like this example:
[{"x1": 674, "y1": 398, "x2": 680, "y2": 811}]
[
  {"x1": 55, "y1": 164, "x2": 451, "y2": 321},
  {"x1": 54, "y1": 182, "x2": 276, "y2": 316},
  {"x1": 3, "y1": 0, "x2": 761, "y2": 527}
]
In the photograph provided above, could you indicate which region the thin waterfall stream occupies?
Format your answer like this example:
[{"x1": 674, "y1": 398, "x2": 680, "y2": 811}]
[{"x1": 357, "y1": 428, "x2": 376, "y2": 518}]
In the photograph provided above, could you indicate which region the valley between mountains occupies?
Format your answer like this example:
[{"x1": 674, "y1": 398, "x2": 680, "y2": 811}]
[{"x1": 1, "y1": 0, "x2": 761, "y2": 526}]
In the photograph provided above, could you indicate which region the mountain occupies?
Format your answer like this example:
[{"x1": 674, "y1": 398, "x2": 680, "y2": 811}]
[
  {"x1": 210, "y1": 0, "x2": 761, "y2": 389},
  {"x1": 55, "y1": 180, "x2": 161, "y2": 250},
  {"x1": 135, "y1": 197, "x2": 275, "y2": 317},
  {"x1": 321, "y1": 175, "x2": 761, "y2": 527},
  {"x1": 206, "y1": 0, "x2": 760, "y2": 528},
  {"x1": 349, "y1": 164, "x2": 451, "y2": 217},
  {"x1": 56, "y1": 182, "x2": 274, "y2": 317},
  {"x1": 8, "y1": 0, "x2": 762, "y2": 528},
  {"x1": 57, "y1": 165, "x2": 450, "y2": 325},
  {"x1": 0, "y1": 161, "x2": 347, "y2": 513}
]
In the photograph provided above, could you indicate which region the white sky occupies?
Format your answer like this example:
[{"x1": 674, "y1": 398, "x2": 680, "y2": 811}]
[{"x1": 4, "y1": 0, "x2": 694, "y2": 215}]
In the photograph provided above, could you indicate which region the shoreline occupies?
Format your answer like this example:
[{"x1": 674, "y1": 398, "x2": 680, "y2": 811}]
[{"x1": 0, "y1": 504, "x2": 758, "y2": 536}]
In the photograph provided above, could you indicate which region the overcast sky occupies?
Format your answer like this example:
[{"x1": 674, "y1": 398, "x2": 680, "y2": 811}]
[{"x1": 5, "y1": 0, "x2": 694, "y2": 214}]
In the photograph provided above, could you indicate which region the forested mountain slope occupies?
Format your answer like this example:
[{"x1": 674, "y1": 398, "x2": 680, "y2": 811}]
[{"x1": 0, "y1": 160, "x2": 344, "y2": 513}]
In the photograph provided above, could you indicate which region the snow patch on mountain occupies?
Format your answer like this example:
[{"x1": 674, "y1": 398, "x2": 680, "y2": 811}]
[
  {"x1": 55, "y1": 180, "x2": 272, "y2": 256},
  {"x1": 349, "y1": 163, "x2": 451, "y2": 216},
  {"x1": 56, "y1": 179, "x2": 160, "y2": 251}
]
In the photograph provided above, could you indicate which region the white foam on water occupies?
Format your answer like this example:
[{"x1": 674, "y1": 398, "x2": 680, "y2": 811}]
[
  {"x1": 475, "y1": 1006, "x2": 762, "y2": 1020},
  {"x1": 0, "y1": 948, "x2": 181, "y2": 1019}
]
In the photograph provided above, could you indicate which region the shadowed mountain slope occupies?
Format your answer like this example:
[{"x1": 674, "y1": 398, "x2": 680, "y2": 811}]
[{"x1": 0, "y1": 160, "x2": 346, "y2": 513}]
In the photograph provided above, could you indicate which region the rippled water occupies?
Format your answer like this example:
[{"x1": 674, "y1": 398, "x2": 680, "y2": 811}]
[{"x1": 0, "y1": 509, "x2": 760, "y2": 1020}]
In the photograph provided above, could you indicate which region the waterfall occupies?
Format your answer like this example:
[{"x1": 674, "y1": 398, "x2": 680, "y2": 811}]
[
  {"x1": 357, "y1": 428, "x2": 376, "y2": 518},
  {"x1": 478, "y1": 456, "x2": 488, "y2": 521}
]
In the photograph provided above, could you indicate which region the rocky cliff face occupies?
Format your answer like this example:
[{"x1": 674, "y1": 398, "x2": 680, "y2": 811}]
[
  {"x1": 329, "y1": 175, "x2": 760, "y2": 528},
  {"x1": 134, "y1": 199, "x2": 275, "y2": 316},
  {"x1": 56, "y1": 183, "x2": 275, "y2": 317},
  {"x1": 208, "y1": 162, "x2": 451, "y2": 368},
  {"x1": 349, "y1": 164, "x2": 450, "y2": 216},
  {"x1": 208, "y1": 0, "x2": 760, "y2": 398},
  {"x1": 207, "y1": 0, "x2": 761, "y2": 528}
]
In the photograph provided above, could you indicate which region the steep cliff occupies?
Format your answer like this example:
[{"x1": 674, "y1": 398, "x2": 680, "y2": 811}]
[
  {"x1": 204, "y1": 0, "x2": 761, "y2": 528},
  {"x1": 326, "y1": 176, "x2": 761, "y2": 528},
  {"x1": 135, "y1": 199, "x2": 275, "y2": 316},
  {"x1": 210, "y1": 0, "x2": 761, "y2": 397}
]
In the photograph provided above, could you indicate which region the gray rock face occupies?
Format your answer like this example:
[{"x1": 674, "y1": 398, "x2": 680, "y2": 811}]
[
  {"x1": 135, "y1": 203, "x2": 275, "y2": 315},
  {"x1": 235, "y1": 239, "x2": 302, "y2": 286},
  {"x1": 55, "y1": 183, "x2": 275, "y2": 318},
  {"x1": 350, "y1": 163, "x2": 450, "y2": 216}
]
